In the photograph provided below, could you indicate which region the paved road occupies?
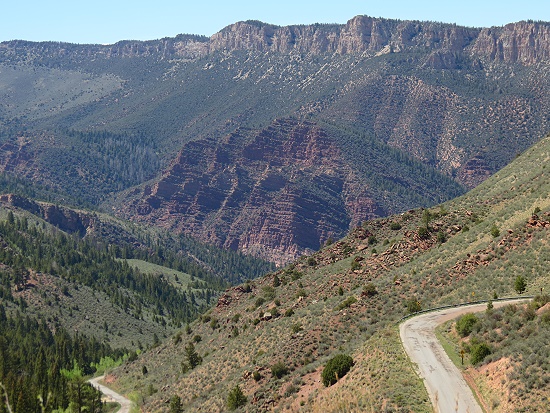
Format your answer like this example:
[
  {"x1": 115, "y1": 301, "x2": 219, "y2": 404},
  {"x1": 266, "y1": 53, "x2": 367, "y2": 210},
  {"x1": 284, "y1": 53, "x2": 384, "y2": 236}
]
[
  {"x1": 89, "y1": 375, "x2": 133, "y2": 413},
  {"x1": 400, "y1": 300, "x2": 529, "y2": 413}
]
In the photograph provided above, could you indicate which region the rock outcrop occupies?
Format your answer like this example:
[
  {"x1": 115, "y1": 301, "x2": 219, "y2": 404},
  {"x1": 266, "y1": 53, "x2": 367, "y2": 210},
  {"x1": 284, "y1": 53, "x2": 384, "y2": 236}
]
[
  {"x1": 121, "y1": 119, "x2": 385, "y2": 265},
  {"x1": 2, "y1": 17, "x2": 549, "y2": 66}
]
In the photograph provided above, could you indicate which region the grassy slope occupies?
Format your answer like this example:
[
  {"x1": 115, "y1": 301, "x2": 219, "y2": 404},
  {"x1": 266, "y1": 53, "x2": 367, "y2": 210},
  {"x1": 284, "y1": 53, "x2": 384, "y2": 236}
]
[
  {"x1": 124, "y1": 259, "x2": 210, "y2": 301},
  {"x1": 107, "y1": 133, "x2": 550, "y2": 412}
]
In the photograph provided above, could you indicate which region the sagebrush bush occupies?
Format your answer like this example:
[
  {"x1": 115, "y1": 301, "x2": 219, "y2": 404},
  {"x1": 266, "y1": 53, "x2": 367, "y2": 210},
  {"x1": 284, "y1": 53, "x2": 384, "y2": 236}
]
[
  {"x1": 321, "y1": 354, "x2": 354, "y2": 386},
  {"x1": 271, "y1": 361, "x2": 289, "y2": 379},
  {"x1": 456, "y1": 313, "x2": 478, "y2": 337}
]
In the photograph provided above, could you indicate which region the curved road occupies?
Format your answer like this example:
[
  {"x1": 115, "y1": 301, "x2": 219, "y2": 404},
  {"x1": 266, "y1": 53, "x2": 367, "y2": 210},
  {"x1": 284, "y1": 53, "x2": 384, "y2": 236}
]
[
  {"x1": 89, "y1": 375, "x2": 133, "y2": 413},
  {"x1": 400, "y1": 300, "x2": 530, "y2": 413}
]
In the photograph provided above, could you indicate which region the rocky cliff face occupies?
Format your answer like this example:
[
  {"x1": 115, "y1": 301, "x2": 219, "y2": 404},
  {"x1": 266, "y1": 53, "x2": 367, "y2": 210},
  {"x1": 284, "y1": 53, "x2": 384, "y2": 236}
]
[
  {"x1": 2, "y1": 17, "x2": 549, "y2": 66},
  {"x1": 2, "y1": 15, "x2": 549, "y2": 265},
  {"x1": 121, "y1": 119, "x2": 384, "y2": 265},
  {"x1": 0, "y1": 194, "x2": 90, "y2": 235}
]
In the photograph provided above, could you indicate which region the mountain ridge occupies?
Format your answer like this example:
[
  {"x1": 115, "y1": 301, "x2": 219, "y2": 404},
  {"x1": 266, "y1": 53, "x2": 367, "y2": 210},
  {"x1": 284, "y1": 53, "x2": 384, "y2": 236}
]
[
  {"x1": 3, "y1": 17, "x2": 550, "y2": 67},
  {"x1": 1, "y1": 15, "x2": 550, "y2": 263}
]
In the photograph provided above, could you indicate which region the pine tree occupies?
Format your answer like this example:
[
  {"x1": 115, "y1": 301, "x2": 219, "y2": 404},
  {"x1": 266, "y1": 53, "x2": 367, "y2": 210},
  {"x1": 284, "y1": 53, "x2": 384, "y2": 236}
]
[{"x1": 184, "y1": 342, "x2": 202, "y2": 369}]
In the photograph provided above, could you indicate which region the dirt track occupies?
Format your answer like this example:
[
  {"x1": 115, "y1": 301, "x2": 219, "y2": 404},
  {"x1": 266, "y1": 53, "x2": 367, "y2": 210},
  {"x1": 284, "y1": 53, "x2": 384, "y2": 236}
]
[
  {"x1": 400, "y1": 300, "x2": 530, "y2": 413},
  {"x1": 89, "y1": 375, "x2": 133, "y2": 413}
]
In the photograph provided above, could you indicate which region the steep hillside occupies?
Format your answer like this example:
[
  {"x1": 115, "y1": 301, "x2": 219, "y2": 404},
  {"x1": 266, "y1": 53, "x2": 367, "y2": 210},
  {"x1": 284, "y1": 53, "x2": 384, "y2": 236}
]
[
  {"x1": 0, "y1": 194, "x2": 274, "y2": 350},
  {"x1": 106, "y1": 132, "x2": 550, "y2": 412},
  {"x1": 117, "y1": 118, "x2": 462, "y2": 264},
  {"x1": 1, "y1": 17, "x2": 550, "y2": 262}
]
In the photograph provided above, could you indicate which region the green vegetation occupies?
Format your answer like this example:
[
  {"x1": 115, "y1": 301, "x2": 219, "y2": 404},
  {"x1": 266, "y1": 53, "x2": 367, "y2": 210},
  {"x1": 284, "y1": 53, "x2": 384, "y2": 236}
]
[
  {"x1": 270, "y1": 362, "x2": 289, "y2": 379},
  {"x1": 335, "y1": 296, "x2": 357, "y2": 311},
  {"x1": 169, "y1": 395, "x2": 183, "y2": 413},
  {"x1": 0, "y1": 305, "x2": 122, "y2": 413},
  {"x1": 2, "y1": 21, "x2": 550, "y2": 413},
  {"x1": 514, "y1": 275, "x2": 527, "y2": 294},
  {"x1": 469, "y1": 341, "x2": 491, "y2": 365},
  {"x1": 321, "y1": 354, "x2": 354, "y2": 387},
  {"x1": 183, "y1": 342, "x2": 202, "y2": 371},
  {"x1": 0, "y1": 216, "x2": 207, "y2": 326},
  {"x1": 455, "y1": 313, "x2": 479, "y2": 337},
  {"x1": 226, "y1": 385, "x2": 247, "y2": 411},
  {"x1": 440, "y1": 296, "x2": 550, "y2": 411},
  {"x1": 406, "y1": 298, "x2": 422, "y2": 314}
]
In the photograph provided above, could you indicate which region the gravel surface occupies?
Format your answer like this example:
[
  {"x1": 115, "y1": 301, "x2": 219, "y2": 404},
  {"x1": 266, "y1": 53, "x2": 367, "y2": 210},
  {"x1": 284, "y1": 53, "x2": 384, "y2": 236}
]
[{"x1": 89, "y1": 375, "x2": 133, "y2": 413}]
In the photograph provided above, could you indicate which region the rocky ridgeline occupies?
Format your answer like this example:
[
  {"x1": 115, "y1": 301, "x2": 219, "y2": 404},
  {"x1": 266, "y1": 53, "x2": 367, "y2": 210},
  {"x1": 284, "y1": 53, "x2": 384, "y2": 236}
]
[
  {"x1": 123, "y1": 118, "x2": 384, "y2": 265},
  {"x1": 2, "y1": 17, "x2": 550, "y2": 66}
]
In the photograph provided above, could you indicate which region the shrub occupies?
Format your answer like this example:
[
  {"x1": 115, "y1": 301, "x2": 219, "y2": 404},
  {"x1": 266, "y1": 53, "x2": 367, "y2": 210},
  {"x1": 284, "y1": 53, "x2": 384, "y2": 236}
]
[
  {"x1": 291, "y1": 323, "x2": 303, "y2": 333},
  {"x1": 284, "y1": 383, "x2": 299, "y2": 397},
  {"x1": 437, "y1": 231, "x2": 447, "y2": 243},
  {"x1": 406, "y1": 298, "x2": 422, "y2": 314},
  {"x1": 253, "y1": 370, "x2": 262, "y2": 381},
  {"x1": 335, "y1": 296, "x2": 357, "y2": 311},
  {"x1": 390, "y1": 222, "x2": 402, "y2": 230},
  {"x1": 514, "y1": 275, "x2": 527, "y2": 294},
  {"x1": 290, "y1": 270, "x2": 303, "y2": 281},
  {"x1": 470, "y1": 342, "x2": 491, "y2": 365},
  {"x1": 367, "y1": 235, "x2": 377, "y2": 245},
  {"x1": 321, "y1": 354, "x2": 354, "y2": 387},
  {"x1": 192, "y1": 334, "x2": 202, "y2": 343},
  {"x1": 417, "y1": 227, "x2": 429, "y2": 239},
  {"x1": 271, "y1": 361, "x2": 289, "y2": 379},
  {"x1": 295, "y1": 288, "x2": 307, "y2": 299},
  {"x1": 169, "y1": 395, "x2": 183, "y2": 413},
  {"x1": 363, "y1": 283, "x2": 378, "y2": 297},
  {"x1": 523, "y1": 306, "x2": 536, "y2": 321},
  {"x1": 456, "y1": 313, "x2": 479, "y2": 337},
  {"x1": 273, "y1": 275, "x2": 281, "y2": 287},
  {"x1": 284, "y1": 308, "x2": 294, "y2": 317},
  {"x1": 350, "y1": 260, "x2": 361, "y2": 271},
  {"x1": 255, "y1": 297, "x2": 266, "y2": 308},
  {"x1": 262, "y1": 286, "x2": 276, "y2": 300},
  {"x1": 490, "y1": 224, "x2": 500, "y2": 238},
  {"x1": 307, "y1": 257, "x2": 317, "y2": 266},
  {"x1": 227, "y1": 385, "x2": 247, "y2": 411}
]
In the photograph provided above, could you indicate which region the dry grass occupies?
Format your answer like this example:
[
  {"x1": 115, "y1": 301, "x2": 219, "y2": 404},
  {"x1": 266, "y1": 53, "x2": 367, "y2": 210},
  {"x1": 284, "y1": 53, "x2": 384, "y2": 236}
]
[{"x1": 109, "y1": 135, "x2": 550, "y2": 411}]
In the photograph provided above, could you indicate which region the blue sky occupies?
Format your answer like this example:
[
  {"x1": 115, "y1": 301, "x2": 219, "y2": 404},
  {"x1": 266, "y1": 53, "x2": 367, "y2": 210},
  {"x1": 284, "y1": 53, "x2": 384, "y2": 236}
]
[{"x1": 2, "y1": 0, "x2": 550, "y2": 45}]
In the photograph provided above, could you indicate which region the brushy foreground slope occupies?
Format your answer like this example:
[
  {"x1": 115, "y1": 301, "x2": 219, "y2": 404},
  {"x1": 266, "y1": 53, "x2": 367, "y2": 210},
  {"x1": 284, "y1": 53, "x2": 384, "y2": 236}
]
[
  {"x1": 106, "y1": 133, "x2": 549, "y2": 412},
  {"x1": 440, "y1": 295, "x2": 550, "y2": 413}
]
